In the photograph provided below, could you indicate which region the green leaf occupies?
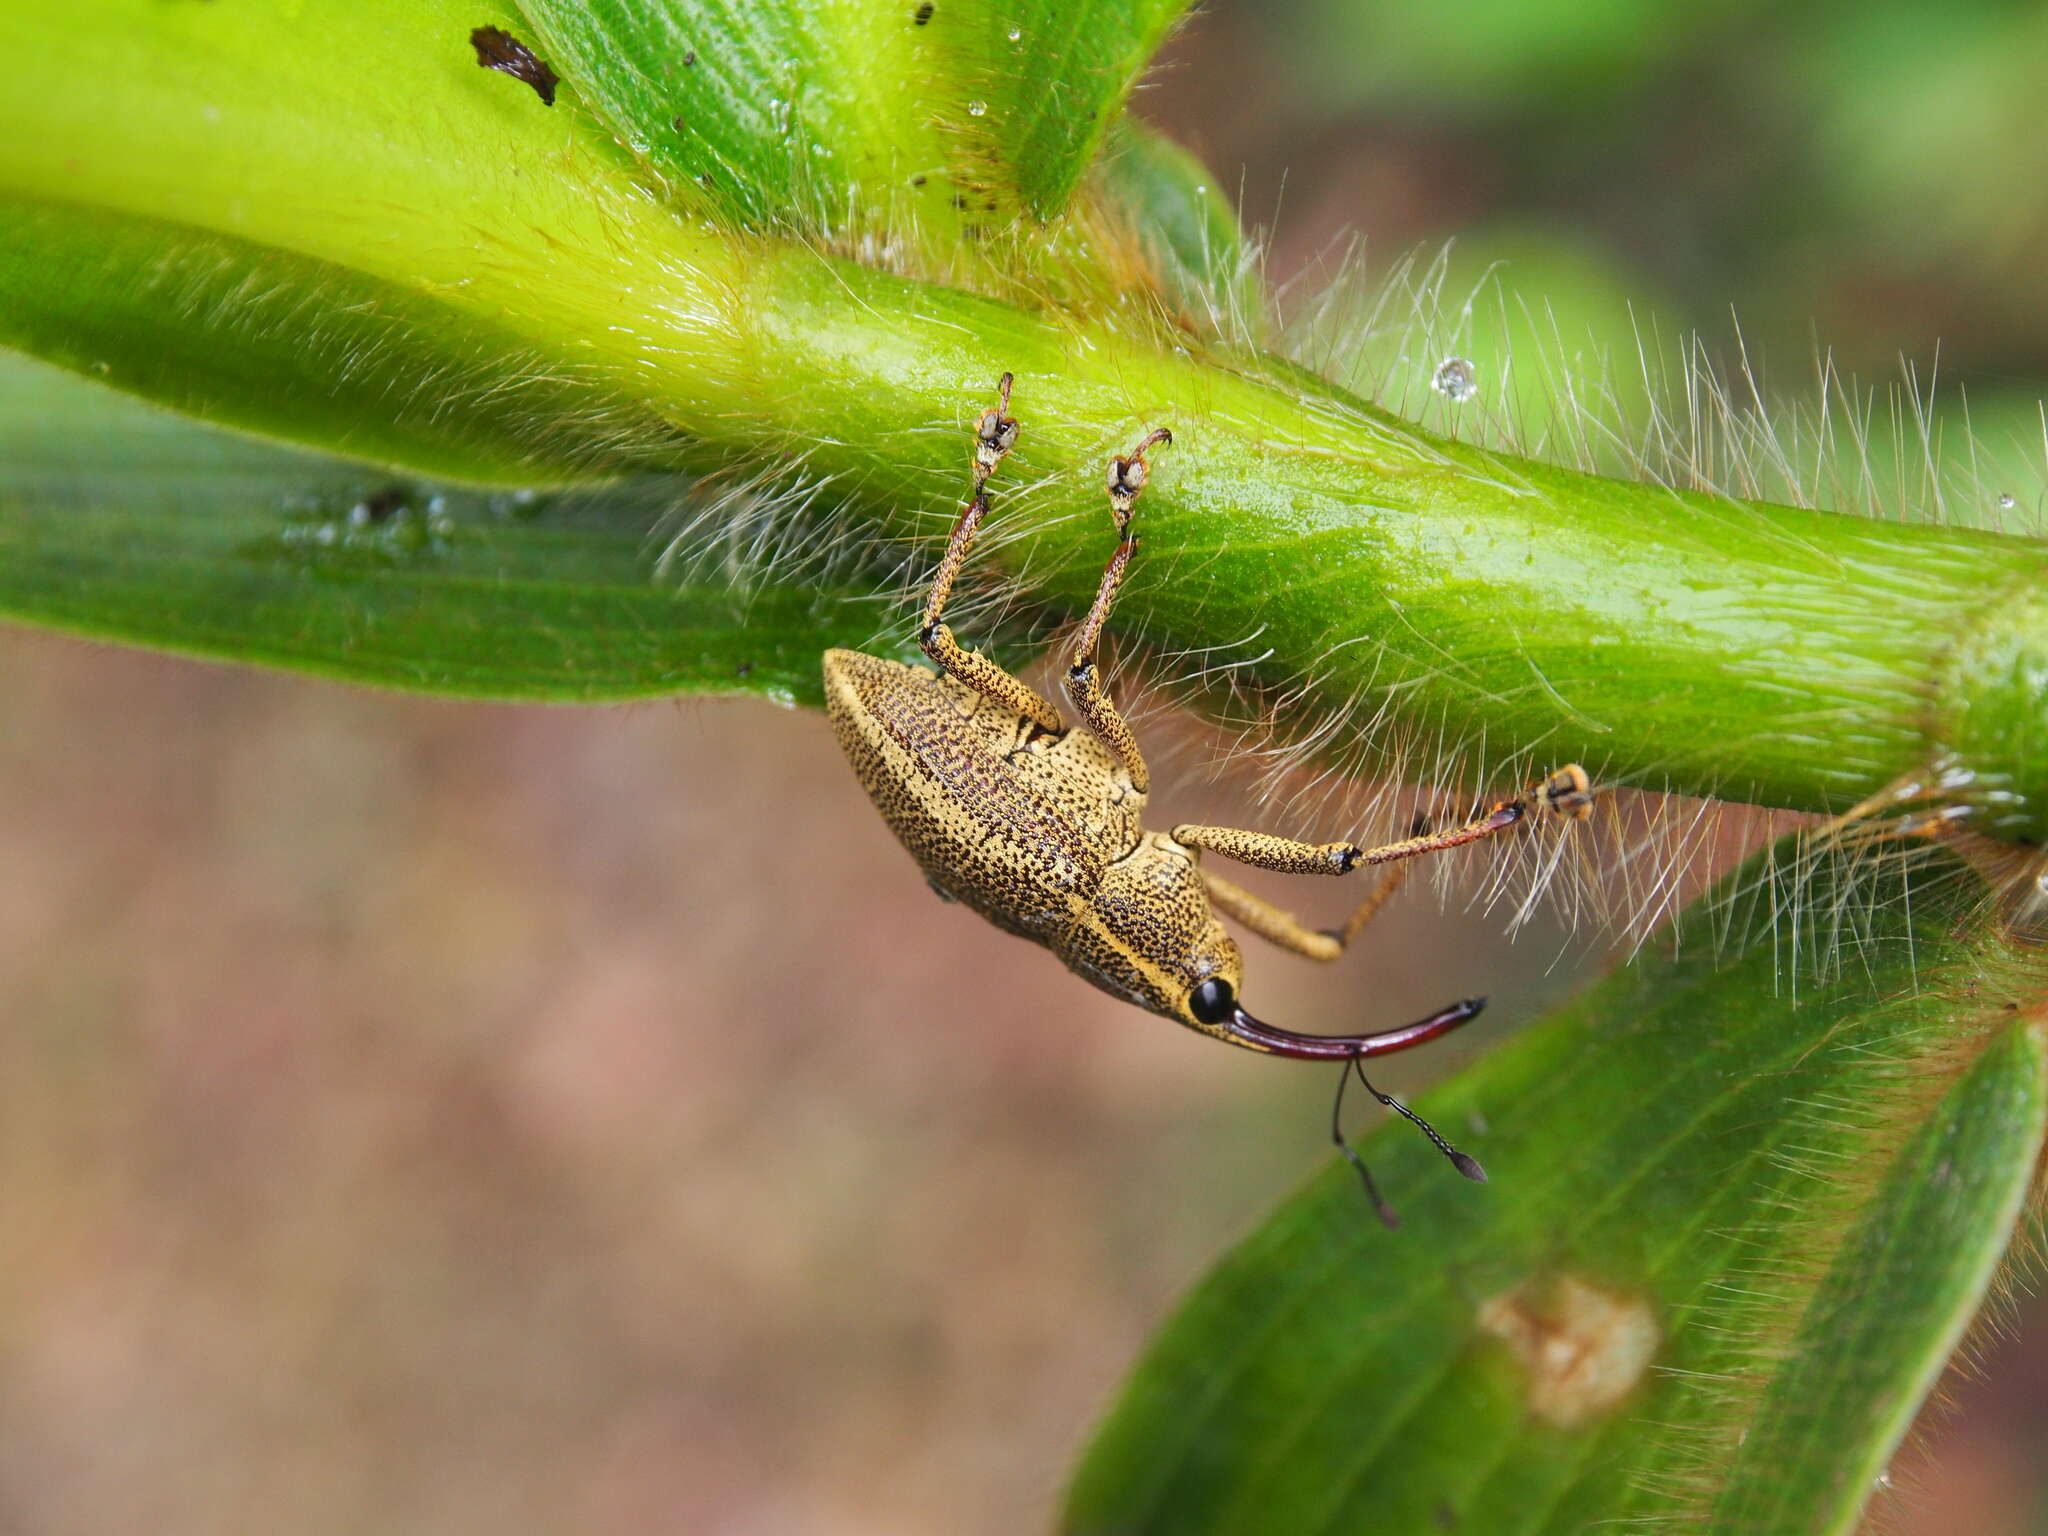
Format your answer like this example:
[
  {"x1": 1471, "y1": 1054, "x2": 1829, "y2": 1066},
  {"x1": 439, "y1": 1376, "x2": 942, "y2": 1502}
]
[
  {"x1": 0, "y1": 351, "x2": 895, "y2": 705},
  {"x1": 515, "y1": 0, "x2": 1188, "y2": 231},
  {"x1": 958, "y1": 0, "x2": 1192, "y2": 221},
  {"x1": 1095, "y1": 119, "x2": 1264, "y2": 335},
  {"x1": 1709, "y1": 1018, "x2": 2044, "y2": 1531},
  {"x1": 1064, "y1": 841, "x2": 2048, "y2": 1535},
  {"x1": 513, "y1": 0, "x2": 956, "y2": 232}
]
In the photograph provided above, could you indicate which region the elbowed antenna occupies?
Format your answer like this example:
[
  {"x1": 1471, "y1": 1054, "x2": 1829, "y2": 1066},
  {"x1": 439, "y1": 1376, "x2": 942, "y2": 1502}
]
[
  {"x1": 1351, "y1": 1059, "x2": 1488, "y2": 1184},
  {"x1": 1327, "y1": 1055, "x2": 1488, "y2": 1228},
  {"x1": 1225, "y1": 997, "x2": 1488, "y2": 1227}
]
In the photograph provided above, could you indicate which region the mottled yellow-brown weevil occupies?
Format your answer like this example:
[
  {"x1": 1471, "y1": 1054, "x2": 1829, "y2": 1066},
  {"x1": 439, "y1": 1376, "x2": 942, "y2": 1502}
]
[{"x1": 824, "y1": 374, "x2": 1594, "y2": 1224}]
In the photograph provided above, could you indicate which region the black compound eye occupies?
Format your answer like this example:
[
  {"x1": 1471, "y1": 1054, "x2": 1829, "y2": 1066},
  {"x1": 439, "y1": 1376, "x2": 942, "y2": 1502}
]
[{"x1": 1188, "y1": 977, "x2": 1235, "y2": 1025}]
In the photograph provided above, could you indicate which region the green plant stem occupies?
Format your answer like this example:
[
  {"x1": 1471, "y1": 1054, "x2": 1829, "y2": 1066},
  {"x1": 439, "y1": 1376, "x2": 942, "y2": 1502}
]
[{"x1": 9, "y1": 1, "x2": 2048, "y2": 835}]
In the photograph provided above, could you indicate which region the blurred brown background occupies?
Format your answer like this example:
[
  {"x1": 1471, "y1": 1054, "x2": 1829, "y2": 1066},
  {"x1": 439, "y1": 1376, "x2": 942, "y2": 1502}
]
[{"x1": 8, "y1": 2, "x2": 2048, "y2": 1531}]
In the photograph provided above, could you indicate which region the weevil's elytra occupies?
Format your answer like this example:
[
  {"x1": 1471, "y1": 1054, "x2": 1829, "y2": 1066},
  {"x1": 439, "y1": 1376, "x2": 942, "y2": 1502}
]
[{"x1": 824, "y1": 375, "x2": 1595, "y2": 1221}]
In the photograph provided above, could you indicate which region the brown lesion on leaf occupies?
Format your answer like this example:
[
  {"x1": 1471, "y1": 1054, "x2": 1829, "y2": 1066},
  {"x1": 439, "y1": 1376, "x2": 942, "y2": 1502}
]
[
  {"x1": 1477, "y1": 1275, "x2": 1659, "y2": 1428},
  {"x1": 469, "y1": 26, "x2": 559, "y2": 107}
]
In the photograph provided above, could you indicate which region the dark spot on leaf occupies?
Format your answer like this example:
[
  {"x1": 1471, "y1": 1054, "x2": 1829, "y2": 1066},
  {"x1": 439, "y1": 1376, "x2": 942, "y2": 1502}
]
[
  {"x1": 735, "y1": 661, "x2": 754, "y2": 678},
  {"x1": 950, "y1": 193, "x2": 968, "y2": 209},
  {"x1": 470, "y1": 26, "x2": 558, "y2": 106},
  {"x1": 914, "y1": 2, "x2": 934, "y2": 21},
  {"x1": 356, "y1": 487, "x2": 409, "y2": 524},
  {"x1": 673, "y1": 116, "x2": 685, "y2": 131},
  {"x1": 699, "y1": 172, "x2": 716, "y2": 187},
  {"x1": 911, "y1": 174, "x2": 927, "y2": 186},
  {"x1": 682, "y1": 49, "x2": 696, "y2": 66}
]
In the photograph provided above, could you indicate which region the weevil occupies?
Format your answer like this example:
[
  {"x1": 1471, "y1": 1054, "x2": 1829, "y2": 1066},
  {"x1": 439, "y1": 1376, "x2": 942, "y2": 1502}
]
[{"x1": 823, "y1": 375, "x2": 1593, "y2": 1223}]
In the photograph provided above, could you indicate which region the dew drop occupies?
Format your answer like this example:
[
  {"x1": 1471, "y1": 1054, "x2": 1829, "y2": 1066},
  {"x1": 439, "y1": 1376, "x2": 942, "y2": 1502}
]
[
  {"x1": 1006, "y1": 26, "x2": 1021, "y2": 41},
  {"x1": 1432, "y1": 356, "x2": 1478, "y2": 403},
  {"x1": 1997, "y1": 492, "x2": 2018, "y2": 510},
  {"x1": 966, "y1": 99, "x2": 987, "y2": 117}
]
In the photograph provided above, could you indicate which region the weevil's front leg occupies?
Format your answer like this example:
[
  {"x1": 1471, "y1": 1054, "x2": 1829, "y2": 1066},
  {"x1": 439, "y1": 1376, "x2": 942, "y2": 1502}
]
[
  {"x1": 1175, "y1": 765, "x2": 1594, "y2": 876},
  {"x1": 1202, "y1": 869, "x2": 1346, "y2": 960},
  {"x1": 1202, "y1": 860, "x2": 1420, "y2": 962},
  {"x1": 1062, "y1": 427, "x2": 1173, "y2": 793},
  {"x1": 917, "y1": 374, "x2": 1065, "y2": 734}
]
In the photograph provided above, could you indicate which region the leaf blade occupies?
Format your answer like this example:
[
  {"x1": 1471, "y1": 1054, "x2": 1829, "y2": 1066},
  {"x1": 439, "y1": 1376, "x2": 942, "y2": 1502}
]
[
  {"x1": 1709, "y1": 1016, "x2": 2046, "y2": 1534},
  {"x1": 1094, "y1": 119, "x2": 1264, "y2": 335},
  {"x1": 1063, "y1": 843, "x2": 2048, "y2": 1535},
  {"x1": 0, "y1": 352, "x2": 894, "y2": 706},
  {"x1": 514, "y1": 0, "x2": 957, "y2": 231},
  {"x1": 956, "y1": 0, "x2": 1193, "y2": 220}
]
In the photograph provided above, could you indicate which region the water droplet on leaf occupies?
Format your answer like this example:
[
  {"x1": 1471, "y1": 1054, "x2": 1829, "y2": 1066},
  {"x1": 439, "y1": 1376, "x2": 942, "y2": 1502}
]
[{"x1": 1432, "y1": 357, "x2": 1478, "y2": 403}]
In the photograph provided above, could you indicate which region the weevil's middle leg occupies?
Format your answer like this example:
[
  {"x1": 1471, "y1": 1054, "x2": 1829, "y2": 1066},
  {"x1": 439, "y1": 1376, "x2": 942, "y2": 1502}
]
[
  {"x1": 1062, "y1": 426, "x2": 1173, "y2": 794},
  {"x1": 917, "y1": 373, "x2": 1065, "y2": 735}
]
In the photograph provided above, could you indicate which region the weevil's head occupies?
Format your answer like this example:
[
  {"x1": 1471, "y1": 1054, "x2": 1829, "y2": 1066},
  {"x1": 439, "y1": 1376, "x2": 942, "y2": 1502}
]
[
  {"x1": 1155, "y1": 911, "x2": 1245, "y2": 1037},
  {"x1": 1056, "y1": 839, "x2": 1246, "y2": 1033}
]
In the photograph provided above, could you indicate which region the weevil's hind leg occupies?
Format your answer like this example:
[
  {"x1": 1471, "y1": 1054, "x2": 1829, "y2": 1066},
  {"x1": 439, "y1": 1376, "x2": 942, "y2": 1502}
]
[
  {"x1": 1061, "y1": 426, "x2": 1172, "y2": 794},
  {"x1": 917, "y1": 373, "x2": 1065, "y2": 735},
  {"x1": 1202, "y1": 863, "x2": 1419, "y2": 962},
  {"x1": 919, "y1": 492, "x2": 1064, "y2": 733},
  {"x1": 1063, "y1": 528, "x2": 1149, "y2": 791}
]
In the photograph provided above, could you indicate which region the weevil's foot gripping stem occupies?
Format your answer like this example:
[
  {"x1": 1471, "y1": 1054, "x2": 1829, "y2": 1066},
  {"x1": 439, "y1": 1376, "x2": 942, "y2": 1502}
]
[
  {"x1": 1106, "y1": 427, "x2": 1172, "y2": 530},
  {"x1": 1483, "y1": 762, "x2": 1596, "y2": 838},
  {"x1": 972, "y1": 372, "x2": 1019, "y2": 489},
  {"x1": 1535, "y1": 763, "x2": 1595, "y2": 820}
]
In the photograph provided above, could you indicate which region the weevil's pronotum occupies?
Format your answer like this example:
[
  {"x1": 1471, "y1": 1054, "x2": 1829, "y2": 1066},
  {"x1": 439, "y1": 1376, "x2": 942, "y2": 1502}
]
[{"x1": 824, "y1": 376, "x2": 1593, "y2": 1223}]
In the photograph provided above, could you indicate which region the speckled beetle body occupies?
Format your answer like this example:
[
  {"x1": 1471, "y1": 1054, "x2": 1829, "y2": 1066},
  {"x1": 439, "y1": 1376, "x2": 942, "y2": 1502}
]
[{"x1": 825, "y1": 375, "x2": 1593, "y2": 1218}]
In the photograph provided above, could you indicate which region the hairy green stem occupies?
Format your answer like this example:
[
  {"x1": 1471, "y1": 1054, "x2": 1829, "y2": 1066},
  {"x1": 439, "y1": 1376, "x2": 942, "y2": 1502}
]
[{"x1": 8, "y1": 0, "x2": 2048, "y2": 836}]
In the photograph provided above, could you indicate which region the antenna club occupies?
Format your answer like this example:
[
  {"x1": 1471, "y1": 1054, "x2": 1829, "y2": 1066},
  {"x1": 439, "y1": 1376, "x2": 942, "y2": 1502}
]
[{"x1": 1451, "y1": 1152, "x2": 1488, "y2": 1183}]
